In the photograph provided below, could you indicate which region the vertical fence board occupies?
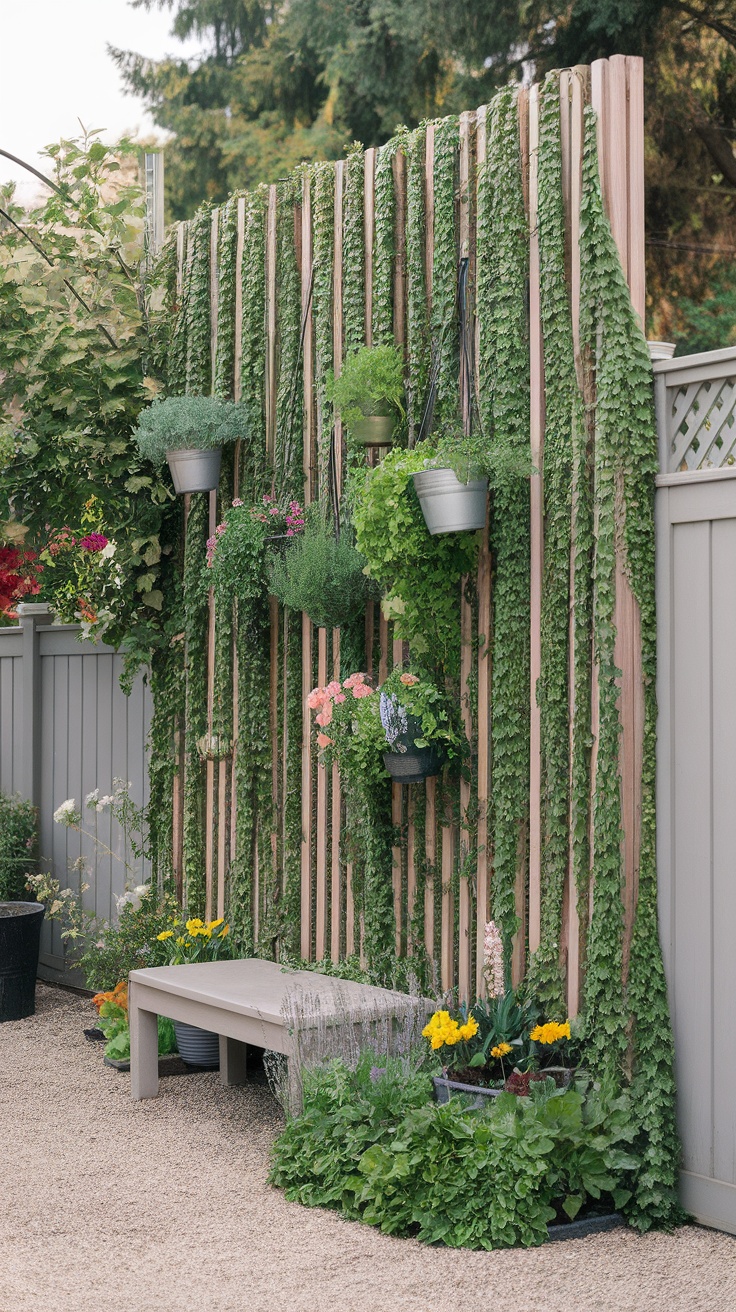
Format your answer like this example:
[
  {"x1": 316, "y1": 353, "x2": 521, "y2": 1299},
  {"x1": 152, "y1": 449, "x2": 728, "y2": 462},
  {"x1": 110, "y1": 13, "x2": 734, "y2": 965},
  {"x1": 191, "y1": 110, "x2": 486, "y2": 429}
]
[
  {"x1": 315, "y1": 626, "x2": 328, "y2": 959},
  {"x1": 475, "y1": 107, "x2": 491, "y2": 995},
  {"x1": 266, "y1": 185, "x2": 278, "y2": 461},
  {"x1": 331, "y1": 631, "x2": 342, "y2": 961}
]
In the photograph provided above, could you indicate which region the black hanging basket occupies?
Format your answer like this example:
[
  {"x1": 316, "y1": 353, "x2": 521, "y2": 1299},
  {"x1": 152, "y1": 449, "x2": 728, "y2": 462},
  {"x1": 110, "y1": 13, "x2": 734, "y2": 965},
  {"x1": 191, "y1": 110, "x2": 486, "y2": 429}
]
[{"x1": 0, "y1": 902, "x2": 45, "y2": 1022}]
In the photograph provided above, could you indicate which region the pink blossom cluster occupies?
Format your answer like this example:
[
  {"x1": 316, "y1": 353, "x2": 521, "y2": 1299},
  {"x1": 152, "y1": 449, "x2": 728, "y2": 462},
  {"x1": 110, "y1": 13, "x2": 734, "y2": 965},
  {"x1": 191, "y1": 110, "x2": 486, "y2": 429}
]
[
  {"x1": 79, "y1": 533, "x2": 109, "y2": 553},
  {"x1": 206, "y1": 522, "x2": 227, "y2": 568},
  {"x1": 307, "y1": 671, "x2": 374, "y2": 747},
  {"x1": 483, "y1": 919, "x2": 505, "y2": 999},
  {"x1": 285, "y1": 500, "x2": 306, "y2": 537}
]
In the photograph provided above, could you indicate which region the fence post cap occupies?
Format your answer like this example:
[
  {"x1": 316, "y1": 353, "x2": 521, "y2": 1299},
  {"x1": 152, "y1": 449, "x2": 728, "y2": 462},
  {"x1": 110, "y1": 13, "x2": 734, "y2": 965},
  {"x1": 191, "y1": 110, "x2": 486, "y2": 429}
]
[{"x1": 16, "y1": 602, "x2": 53, "y2": 618}]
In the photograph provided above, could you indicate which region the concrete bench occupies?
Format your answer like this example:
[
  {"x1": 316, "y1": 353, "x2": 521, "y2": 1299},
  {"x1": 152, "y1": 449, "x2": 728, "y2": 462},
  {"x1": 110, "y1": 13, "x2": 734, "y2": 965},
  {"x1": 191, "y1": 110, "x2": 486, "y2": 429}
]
[{"x1": 129, "y1": 957, "x2": 430, "y2": 1110}]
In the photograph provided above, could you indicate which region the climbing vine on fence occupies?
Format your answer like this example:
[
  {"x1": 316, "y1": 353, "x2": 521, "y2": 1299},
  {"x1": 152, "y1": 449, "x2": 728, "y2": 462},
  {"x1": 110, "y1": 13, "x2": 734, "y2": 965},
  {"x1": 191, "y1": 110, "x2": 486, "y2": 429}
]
[
  {"x1": 343, "y1": 146, "x2": 365, "y2": 360},
  {"x1": 275, "y1": 176, "x2": 303, "y2": 500},
  {"x1": 579, "y1": 107, "x2": 680, "y2": 1226},
  {"x1": 405, "y1": 127, "x2": 429, "y2": 445},
  {"x1": 431, "y1": 116, "x2": 460, "y2": 427},
  {"x1": 185, "y1": 206, "x2": 213, "y2": 397},
  {"x1": 214, "y1": 197, "x2": 239, "y2": 400},
  {"x1": 477, "y1": 88, "x2": 531, "y2": 966},
  {"x1": 372, "y1": 142, "x2": 396, "y2": 346}
]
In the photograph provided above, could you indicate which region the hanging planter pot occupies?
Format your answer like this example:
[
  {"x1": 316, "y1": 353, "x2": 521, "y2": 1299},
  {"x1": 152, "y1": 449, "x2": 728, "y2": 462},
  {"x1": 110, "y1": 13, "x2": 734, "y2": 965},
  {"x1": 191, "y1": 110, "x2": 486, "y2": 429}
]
[
  {"x1": 165, "y1": 446, "x2": 222, "y2": 495},
  {"x1": 412, "y1": 468, "x2": 488, "y2": 535},
  {"x1": 0, "y1": 902, "x2": 44, "y2": 1022},
  {"x1": 350, "y1": 414, "x2": 396, "y2": 447},
  {"x1": 382, "y1": 715, "x2": 446, "y2": 785}
]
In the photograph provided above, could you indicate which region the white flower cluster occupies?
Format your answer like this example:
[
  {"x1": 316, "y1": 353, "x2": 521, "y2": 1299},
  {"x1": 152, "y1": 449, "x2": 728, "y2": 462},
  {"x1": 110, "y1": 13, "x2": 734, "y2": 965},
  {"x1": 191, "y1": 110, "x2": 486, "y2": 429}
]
[
  {"x1": 85, "y1": 789, "x2": 116, "y2": 813},
  {"x1": 53, "y1": 799, "x2": 81, "y2": 827},
  {"x1": 116, "y1": 884, "x2": 150, "y2": 915},
  {"x1": 483, "y1": 919, "x2": 505, "y2": 999}
]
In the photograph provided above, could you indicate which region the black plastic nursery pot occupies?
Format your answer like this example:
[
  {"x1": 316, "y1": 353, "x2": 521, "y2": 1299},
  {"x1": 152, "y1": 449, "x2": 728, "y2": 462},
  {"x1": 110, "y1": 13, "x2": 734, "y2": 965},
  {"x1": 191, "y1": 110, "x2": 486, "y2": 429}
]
[
  {"x1": 383, "y1": 744, "x2": 445, "y2": 785},
  {"x1": 0, "y1": 902, "x2": 44, "y2": 1022}
]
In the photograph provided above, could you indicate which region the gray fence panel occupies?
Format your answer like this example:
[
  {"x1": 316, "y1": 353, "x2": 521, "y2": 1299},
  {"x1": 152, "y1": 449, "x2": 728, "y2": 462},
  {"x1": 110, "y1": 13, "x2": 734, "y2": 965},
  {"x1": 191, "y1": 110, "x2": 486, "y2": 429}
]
[
  {"x1": 0, "y1": 606, "x2": 151, "y2": 982},
  {"x1": 655, "y1": 344, "x2": 736, "y2": 1236}
]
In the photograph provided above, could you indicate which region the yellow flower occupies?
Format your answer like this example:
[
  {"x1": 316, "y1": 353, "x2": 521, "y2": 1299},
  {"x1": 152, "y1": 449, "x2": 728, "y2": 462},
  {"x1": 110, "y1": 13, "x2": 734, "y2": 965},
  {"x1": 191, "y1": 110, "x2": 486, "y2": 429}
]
[
  {"x1": 530, "y1": 1020, "x2": 571, "y2": 1045},
  {"x1": 491, "y1": 1042, "x2": 513, "y2": 1059},
  {"x1": 185, "y1": 918, "x2": 204, "y2": 935},
  {"x1": 218, "y1": 925, "x2": 230, "y2": 938},
  {"x1": 209, "y1": 918, "x2": 224, "y2": 929},
  {"x1": 457, "y1": 1017, "x2": 479, "y2": 1042},
  {"x1": 156, "y1": 930, "x2": 174, "y2": 941},
  {"x1": 175, "y1": 936, "x2": 186, "y2": 947}
]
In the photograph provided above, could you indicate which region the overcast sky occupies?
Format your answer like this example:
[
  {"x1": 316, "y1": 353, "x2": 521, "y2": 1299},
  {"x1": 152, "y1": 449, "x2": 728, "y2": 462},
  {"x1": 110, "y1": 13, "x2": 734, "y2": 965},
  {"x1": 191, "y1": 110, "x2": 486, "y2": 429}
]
[{"x1": 0, "y1": 0, "x2": 202, "y2": 203}]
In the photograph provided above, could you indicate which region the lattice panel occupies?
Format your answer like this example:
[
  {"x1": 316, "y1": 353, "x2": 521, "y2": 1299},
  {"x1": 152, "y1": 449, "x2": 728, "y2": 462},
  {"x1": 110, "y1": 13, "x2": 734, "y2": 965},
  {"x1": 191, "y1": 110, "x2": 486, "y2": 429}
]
[{"x1": 668, "y1": 373, "x2": 736, "y2": 472}]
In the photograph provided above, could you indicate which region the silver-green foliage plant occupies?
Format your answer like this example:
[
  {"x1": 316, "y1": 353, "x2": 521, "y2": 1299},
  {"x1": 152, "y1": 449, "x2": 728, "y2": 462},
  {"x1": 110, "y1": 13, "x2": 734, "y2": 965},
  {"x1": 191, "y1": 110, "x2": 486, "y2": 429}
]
[{"x1": 134, "y1": 396, "x2": 248, "y2": 464}]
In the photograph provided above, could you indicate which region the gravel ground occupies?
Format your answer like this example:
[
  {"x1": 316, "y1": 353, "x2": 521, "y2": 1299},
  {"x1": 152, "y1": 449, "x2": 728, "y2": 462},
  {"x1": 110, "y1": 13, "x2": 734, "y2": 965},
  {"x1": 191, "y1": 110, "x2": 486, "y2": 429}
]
[{"x1": 1, "y1": 983, "x2": 735, "y2": 1312}]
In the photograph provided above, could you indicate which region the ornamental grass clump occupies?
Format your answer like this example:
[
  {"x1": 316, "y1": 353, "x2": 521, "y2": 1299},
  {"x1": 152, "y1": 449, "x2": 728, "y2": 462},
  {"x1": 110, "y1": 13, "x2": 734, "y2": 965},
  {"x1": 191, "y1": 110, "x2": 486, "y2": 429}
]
[{"x1": 133, "y1": 396, "x2": 248, "y2": 464}]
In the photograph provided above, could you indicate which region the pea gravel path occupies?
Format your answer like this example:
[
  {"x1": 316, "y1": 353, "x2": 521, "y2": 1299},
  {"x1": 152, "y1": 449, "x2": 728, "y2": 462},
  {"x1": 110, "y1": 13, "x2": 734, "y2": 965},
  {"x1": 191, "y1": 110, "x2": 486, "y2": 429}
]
[{"x1": 1, "y1": 984, "x2": 735, "y2": 1312}]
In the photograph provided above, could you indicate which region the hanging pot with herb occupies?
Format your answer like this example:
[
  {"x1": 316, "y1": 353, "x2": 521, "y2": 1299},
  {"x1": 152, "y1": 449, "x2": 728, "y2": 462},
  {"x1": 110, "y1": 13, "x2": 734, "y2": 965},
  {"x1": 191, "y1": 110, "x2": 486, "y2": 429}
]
[
  {"x1": 133, "y1": 396, "x2": 248, "y2": 495},
  {"x1": 327, "y1": 344, "x2": 405, "y2": 448}
]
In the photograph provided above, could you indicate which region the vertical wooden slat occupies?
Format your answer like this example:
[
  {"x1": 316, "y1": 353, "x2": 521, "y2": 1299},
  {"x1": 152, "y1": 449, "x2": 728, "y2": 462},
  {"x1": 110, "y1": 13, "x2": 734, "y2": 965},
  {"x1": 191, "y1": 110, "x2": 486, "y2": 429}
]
[
  {"x1": 441, "y1": 815, "x2": 454, "y2": 992},
  {"x1": 210, "y1": 209, "x2": 219, "y2": 391},
  {"x1": 458, "y1": 110, "x2": 474, "y2": 1002},
  {"x1": 300, "y1": 613, "x2": 313, "y2": 959},
  {"x1": 392, "y1": 149, "x2": 407, "y2": 352},
  {"x1": 424, "y1": 775, "x2": 436, "y2": 966},
  {"x1": 315, "y1": 627, "x2": 328, "y2": 959},
  {"x1": 406, "y1": 790, "x2": 416, "y2": 954},
  {"x1": 626, "y1": 57, "x2": 646, "y2": 328},
  {"x1": 474, "y1": 107, "x2": 491, "y2": 995},
  {"x1": 266, "y1": 185, "x2": 278, "y2": 462},
  {"x1": 204, "y1": 492, "x2": 217, "y2": 921},
  {"x1": 270, "y1": 595, "x2": 280, "y2": 900},
  {"x1": 364, "y1": 148, "x2": 376, "y2": 346},
  {"x1": 592, "y1": 57, "x2": 646, "y2": 994},
  {"x1": 171, "y1": 225, "x2": 188, "y2": 900},
  {"x1": 331, "y1": 630, "x2": 342, "y2": 961},
  {"x1": 391, "y1": 639, "x2": 403, "y2": 956},
  {"x1": 528, "y1": 84, "x2": 544, "y2": 956}
]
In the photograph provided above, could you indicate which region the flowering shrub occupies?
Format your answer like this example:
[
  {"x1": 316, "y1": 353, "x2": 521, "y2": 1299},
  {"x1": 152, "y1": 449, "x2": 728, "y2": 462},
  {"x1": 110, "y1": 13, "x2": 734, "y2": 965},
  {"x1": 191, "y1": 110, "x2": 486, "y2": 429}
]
[
  {"x1": 38, "y1": 501, "x2": 124, "y2": 637},
  {"x1": 307, "y1": 671, "x2": 386, "y2": 790},
  {"x1": 206, "y1": 494, "x2": 305, "y2": 623},
  {"x1": 92, "y1": 980, "x2": 176, "y2": 1060},
  {"x1": 0, "y1": 543, "x2": 42, "y2": 621},
  {"x1": 377, "y1": 666, "x2": 460, "y2": 758},
  {"x1": 422, "y1": 983, "x2": 539, "y2": 1085},
  {"x1": 156, "y1": 916, "x2": 232, "y2": 964}
]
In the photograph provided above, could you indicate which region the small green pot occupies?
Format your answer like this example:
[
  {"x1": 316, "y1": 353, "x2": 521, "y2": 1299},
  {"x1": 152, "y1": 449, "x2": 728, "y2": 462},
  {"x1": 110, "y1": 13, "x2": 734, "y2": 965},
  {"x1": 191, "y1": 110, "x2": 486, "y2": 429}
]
[{"x1": 349, "y1": 415, "x2": 395, "y2": 447}]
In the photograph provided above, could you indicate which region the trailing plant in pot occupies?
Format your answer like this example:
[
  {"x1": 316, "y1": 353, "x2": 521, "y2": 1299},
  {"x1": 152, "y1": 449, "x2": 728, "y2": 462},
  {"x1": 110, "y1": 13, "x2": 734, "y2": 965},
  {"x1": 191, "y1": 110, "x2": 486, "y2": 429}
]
[
  {"x1": 133, "y1": 396, "x2": 248, "y2": 494},
  {"x1": 327, "y1": 344, "x2": 405, "y2": 448},
  {"x1": 352, "y1": 445, "x2": 478, "y2": 676},
  {"x1": 155, "y1": 916, "x2": 233, "y2": 1067},
  {"x1": 206, "y1": 494, "x2": 306, "y2": 629},
  {"x1": 412, "y1": 426, "x2": 532, "y2": 537},
  {"x1": 268, "y1": 513, "x2": 376, "y2": 631},
  {"x1": 378, "y1": 667, "x2": 460, "y2": 784}
]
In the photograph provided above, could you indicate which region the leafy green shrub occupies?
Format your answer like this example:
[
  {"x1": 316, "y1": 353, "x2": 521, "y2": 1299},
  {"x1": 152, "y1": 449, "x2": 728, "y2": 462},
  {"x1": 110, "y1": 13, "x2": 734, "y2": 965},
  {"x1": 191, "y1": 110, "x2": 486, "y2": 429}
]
[
  {"x1": 271, "y1": 1054, "x2": 678, "y2": 1246},
  {"x1": 0, "y1": 792, "x2": 36, "y2": 901},
  {"x1": 206, "y1": 495, "x2": 305, "y2": 627},
  {"x1": 327, "y1": 344, "x2": 405, "y2": 432},
  {"x1": 268, "y1": 516, "x2": 376, "y2": 630},
  {"x1": 134, "y1": 396, "x2": 249, "y2": 464},
  {"x1": 351, "y1": 445, "x2": 478, "y2": 675},
  {"x1": 78, "y1": 887, "x2": 181, "y2": 990}
]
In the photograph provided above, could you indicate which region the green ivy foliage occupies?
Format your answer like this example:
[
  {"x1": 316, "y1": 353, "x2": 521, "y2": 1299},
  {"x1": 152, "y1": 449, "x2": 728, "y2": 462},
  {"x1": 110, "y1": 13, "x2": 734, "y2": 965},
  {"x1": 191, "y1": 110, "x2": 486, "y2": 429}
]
[
  {"x1": 185, "y1": 206, "x2": 213, "y2": 396},
  {"x1": 311, "y1": 163, "x2": 335, "y2": 504},
  {"x1": 477, "y1": 88, "x2": 531, "y2": 964},
  {"x1": 372, "y1": 142, "x2": 396, "y2": 347},
  {"x1": 275, "y1": 175, "x2": 303, "y2": 501},
  {"x1": 214, "y1": 197, "x2": 240, "y2": 398},
  {"x1": 405, "y1": 127, "x2": 430, "y2": 446},
  {"x1": 579, "y1": 106, "x2": 680, "y2": 1226},
  {"x1": 343, "y1": 146, "x2": 366, "y2": 360},
  {"x1": 431, "y1": 115, "x2": 460, "y2": 426}
]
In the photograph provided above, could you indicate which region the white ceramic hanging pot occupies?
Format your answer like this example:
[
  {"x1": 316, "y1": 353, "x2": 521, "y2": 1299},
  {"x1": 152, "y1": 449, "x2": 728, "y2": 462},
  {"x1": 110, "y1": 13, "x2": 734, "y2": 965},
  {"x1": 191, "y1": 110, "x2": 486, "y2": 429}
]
[
  {"x1": 412, "y1": 468, "x2": 488, "y2": 535},
  {"x1": 166, "y1": 447, "x2": 222, "y2": 494}
]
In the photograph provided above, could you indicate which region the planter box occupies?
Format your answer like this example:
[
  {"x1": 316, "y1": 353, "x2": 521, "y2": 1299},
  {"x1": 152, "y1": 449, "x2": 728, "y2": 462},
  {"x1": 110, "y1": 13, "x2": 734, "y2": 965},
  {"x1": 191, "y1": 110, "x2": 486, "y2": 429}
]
[
  {"x1": 547, "y1": 1212, "x2": 623, "y2": 1242},
  {"x1": 432, "y1": 1075, "x2": 504, "y2": 1109}
]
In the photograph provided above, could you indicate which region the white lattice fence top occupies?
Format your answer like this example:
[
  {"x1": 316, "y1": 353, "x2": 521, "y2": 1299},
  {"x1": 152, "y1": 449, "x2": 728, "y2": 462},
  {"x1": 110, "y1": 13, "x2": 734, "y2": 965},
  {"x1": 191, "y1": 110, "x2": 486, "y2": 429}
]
[{"x1": 655, "y1": 347, "x2": 736, "y2": 475}]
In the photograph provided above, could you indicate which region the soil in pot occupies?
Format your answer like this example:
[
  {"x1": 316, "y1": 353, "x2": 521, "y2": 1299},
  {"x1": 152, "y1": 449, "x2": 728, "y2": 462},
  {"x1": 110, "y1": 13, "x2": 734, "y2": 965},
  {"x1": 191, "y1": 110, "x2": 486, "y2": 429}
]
[{"x1": 0, "y1": 902, "x2": 45, "y2": 1022}]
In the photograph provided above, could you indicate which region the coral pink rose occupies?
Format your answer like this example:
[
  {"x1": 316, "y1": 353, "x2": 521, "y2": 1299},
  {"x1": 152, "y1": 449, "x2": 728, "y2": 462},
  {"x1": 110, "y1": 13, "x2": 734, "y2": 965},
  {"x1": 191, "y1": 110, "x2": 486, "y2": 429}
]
[
  {"x1": 400, "y1": 673, "x2": 419, "y2": 685},
  {"x1": 316, "y1": 733, "x2": 333, "y2": 748}
]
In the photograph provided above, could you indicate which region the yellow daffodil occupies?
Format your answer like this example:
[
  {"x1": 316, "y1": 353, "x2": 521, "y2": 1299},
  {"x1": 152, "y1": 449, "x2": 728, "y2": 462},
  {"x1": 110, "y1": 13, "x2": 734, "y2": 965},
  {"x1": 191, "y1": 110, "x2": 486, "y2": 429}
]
[
  {"x1": 209, "y1": 918, "x2": 224, "y2": 929},
  {"x1": 185, "y1": 918, "x2": 204, "y2": 935},
  {"x1": 156, "y1": 930, "x2": 174, "y2": 941},
  {"x1": 218, "y1": 925, "x2": 230, "y2": 938}
]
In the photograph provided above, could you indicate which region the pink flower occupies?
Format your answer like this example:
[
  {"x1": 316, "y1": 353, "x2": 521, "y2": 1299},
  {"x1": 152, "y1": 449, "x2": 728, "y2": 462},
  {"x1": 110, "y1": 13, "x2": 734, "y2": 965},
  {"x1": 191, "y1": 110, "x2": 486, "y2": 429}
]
[
  {"x1": 352, "y1": 683, "x2": 374, "y2": 699},
  {"x1": 334, "y1": 693, "x2": 346, "y2": 703},
  {"x1": 215, "y1": 523, "x2": 226, "y2": 535},
  {"x1": 232, "y1": 498, "x2": 244, "y2": 508},
  {"x1": 315, "y1": 704, "x2": 333, "y2": 727},
  {"x1": 79, "y1": 533, "x2": 108, "y2": 552},
  {"x1": 326, "y1": 681, "x2": 341, "y2": 697},
  {"x1": 400, "y1": 673, "x2": 419, "y2": 685},
  {"x1": 343, "y1": 672, "x2": 367, "y2": 689},
  {"x1": 307, "y1": 687, "x2": 327, "y2": 710},
  {"x1": 316, "y1": 733, "x2": 333, "y2": 748},
  {"x1": 269, "y1": 506, "x2": 280, "y2": 516}
]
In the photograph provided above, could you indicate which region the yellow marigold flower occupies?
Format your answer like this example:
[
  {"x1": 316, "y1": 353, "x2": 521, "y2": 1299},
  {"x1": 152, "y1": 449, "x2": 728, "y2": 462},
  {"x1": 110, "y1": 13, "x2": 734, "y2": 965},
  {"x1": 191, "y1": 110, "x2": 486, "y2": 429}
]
[
  {"x1": 530, "y1": 1020, "x2": 571, "y2": 1045},
  {"x1": 491, "y1": 1042, "x2": 513, "y2": 1059},
  {"x1": 156, "y1": 930, "x2": 174, "y2": 941}
]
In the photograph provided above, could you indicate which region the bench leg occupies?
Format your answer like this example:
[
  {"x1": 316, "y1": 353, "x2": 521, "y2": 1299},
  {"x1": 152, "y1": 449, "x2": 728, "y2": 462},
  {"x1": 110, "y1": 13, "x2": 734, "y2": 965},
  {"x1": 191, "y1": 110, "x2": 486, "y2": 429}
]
[
  {"x1": 130, "y1": 990, "x2": 159, "y2": 1100},
  {"x1": 219, "y1": 1036, "x2": 248, "y2": 1086}
]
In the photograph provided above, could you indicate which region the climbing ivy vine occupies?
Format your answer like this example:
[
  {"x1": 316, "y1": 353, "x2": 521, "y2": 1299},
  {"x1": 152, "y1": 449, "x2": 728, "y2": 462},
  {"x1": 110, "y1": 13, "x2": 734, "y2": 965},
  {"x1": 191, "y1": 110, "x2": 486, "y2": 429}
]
[
  {"x1": 372, "y1": 142, "x2": 396, "y2": 346},
  {"x1": 405, "y1": 127, "x2": 429, "y2": 445},
  {"x1": 312, "y1": 163, "x2": 334, "y2": 503},
  {"x1": 431, "y1": 116, "x2": 459, "y2": 426}
]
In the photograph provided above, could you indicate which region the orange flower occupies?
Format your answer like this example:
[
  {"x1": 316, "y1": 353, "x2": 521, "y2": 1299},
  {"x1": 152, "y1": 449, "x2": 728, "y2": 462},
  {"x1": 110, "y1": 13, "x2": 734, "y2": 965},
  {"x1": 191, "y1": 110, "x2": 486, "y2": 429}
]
[
  {"x1": 317, "y1": 732, "x2": 334, "y2": 748},
  {"x1": 399, "y1": 673, "x2": 419, "y2": 685}
]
